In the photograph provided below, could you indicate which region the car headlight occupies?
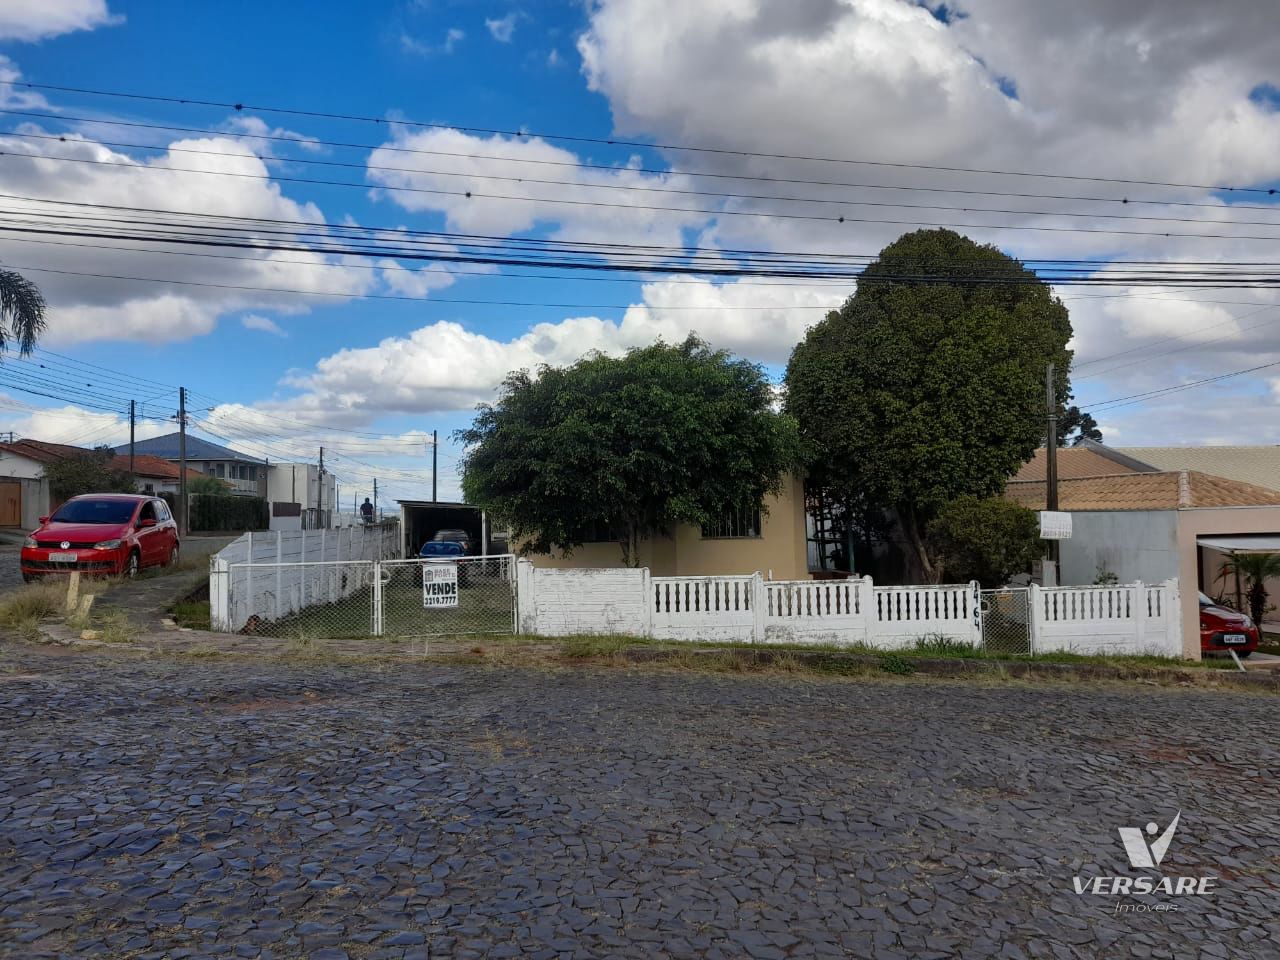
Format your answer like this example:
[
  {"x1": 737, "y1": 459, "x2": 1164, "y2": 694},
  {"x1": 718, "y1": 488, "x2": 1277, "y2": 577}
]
[
  {"x1": 23, "y1": 536, "x2": 36, "y2": 548},
  {"x1": 93, "y1": 539, "x2": 123, "y2": 550}
]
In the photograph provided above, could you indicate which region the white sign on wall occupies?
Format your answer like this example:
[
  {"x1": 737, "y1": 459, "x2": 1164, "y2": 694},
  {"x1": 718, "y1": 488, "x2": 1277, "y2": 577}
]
[
  {"x1": 1039, "y1": 510, "x2": 1073, "y2": 540},
  {"x1": 422, "y1": 563, "x2": 459, "y2": 608}
]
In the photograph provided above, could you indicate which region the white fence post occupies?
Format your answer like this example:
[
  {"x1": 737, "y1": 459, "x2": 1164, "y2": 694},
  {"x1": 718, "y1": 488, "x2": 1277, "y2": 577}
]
[
  {"x1": 1028, "y1": 583, "x2": 1041, "y2": 655},
  {"x1": 516, "y1": 559, "x2": 535, "y2": 635},
  {"x1": 640, "y1": 567, "x2": 653, "y2": 638},
  {"x1": 209, "y1": 556, "x2": 231, "y2": 631},
  {"x1": 969, "y1": 581, "x2": 982, "y2": 646},
  {"x1": 1164, "y1": 577, "x2": 1183, "y2": 658},
  {"x1": 752, "y1": 572, "x2": 765, "y2": 644},
  {"x1": 1132, "y1": 580, "x2": 1146, "y2": 650}
]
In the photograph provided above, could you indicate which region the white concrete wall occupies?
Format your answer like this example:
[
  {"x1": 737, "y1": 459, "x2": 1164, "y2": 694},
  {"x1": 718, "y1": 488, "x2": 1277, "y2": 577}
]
[
  {"x1": 517, "y1": 562, "x2": 650, "y2": 636},
  {"x1": 0, "y1": 451, "x2": 45, "y2": 480},
  {"x1": 1058, "y1": 510, "x2": 1179, "y2": 586}
]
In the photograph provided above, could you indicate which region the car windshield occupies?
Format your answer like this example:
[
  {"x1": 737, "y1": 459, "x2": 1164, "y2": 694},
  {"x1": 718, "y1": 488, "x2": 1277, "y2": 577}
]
[
  {"x1": 50, "y1": 499, "x2": 136, "y2": 525},
  {"x1": 1198, "y1": 592, "x2": 1213, "y2": 606}
]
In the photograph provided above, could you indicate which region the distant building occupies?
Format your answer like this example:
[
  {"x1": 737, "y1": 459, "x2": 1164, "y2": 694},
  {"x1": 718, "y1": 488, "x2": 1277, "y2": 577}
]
[{"x1": 115, "y1": 433, "x2": 267, "y2": 497}]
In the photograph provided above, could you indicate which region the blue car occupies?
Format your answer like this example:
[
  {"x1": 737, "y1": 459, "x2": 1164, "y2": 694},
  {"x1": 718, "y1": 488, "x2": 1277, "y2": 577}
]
[{"x1": 415, "y1": 539, "x2": 466, "y2": 586}]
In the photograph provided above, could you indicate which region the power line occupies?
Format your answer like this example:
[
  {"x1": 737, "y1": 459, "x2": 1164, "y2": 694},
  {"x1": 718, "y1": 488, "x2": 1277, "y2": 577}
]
[
  {"x1": 10, "y1": 147, "x2": 1280, "y2": 242},
  {"x1": 10, "y1": 128, "x2": 1280, "y2": 231},
  {"x1": 14, "y1": 107, "x2": 1280, "y2": 214},
  {"x1": 1084, "y1": 358, "x2": 1280, "y2": 412},
  {"x1": 9, "y1": 78, "x2": 1280, "y2": 195}
]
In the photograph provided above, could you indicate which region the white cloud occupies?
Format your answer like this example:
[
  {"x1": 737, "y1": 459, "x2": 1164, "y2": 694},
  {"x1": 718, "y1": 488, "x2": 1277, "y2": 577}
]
[
  {"x1": 366, "y1": 127, "x2": 707, "y2": 244},
  {"x1": 485, "y1": 12, "x2": 519, "y2": 43},
  {"x1": 255, "y1": 276, "x2": 841, "y2": 417},
  {"x1": 547, "y1": 48, "x2": 561, "y2": 68},
  {"x1": 0, "y1": 127, "x2": 375, "y2": 345},
  {"x1": 241, "y1": 314, "x2": 287, "y2": 337},
  {"x1": 0, "y1": 395, "x2": 170, "y2": 448},
  {"x1": 0, "y1": 0, "x2": 120, "y2": 41},
  {"x1": 401, "y1": 26, "x2": 464, "y2": 56}
]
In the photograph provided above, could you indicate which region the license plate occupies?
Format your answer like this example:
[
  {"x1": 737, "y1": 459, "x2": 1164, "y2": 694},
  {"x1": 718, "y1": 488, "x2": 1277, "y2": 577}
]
[
  {"x1": 48, "y1": 552, "x2": 78, "y2": 563},
  {"x1": 1222, "y1": 633, "x2": 1247, "y2": 644}
]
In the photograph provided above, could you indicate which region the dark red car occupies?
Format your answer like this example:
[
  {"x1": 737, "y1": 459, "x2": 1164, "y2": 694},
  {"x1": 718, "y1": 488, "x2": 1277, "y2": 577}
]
[
  {"x1": 1199, "y1": 591, "x2": 1259, "y2": 658},
  {"x1": 21, "y1": 494, "x2": 180, "y2": 582}
]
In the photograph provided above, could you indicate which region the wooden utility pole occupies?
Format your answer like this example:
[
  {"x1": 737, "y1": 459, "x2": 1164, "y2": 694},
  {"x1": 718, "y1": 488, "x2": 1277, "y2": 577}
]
[
  {"x1": 432, "y1": 429, "x2": 438, "y2": 502},
  {"x1": 178, "y1": 387, "x2": 188, "y2": 536},
  {"x1": 1044, "y1": 364, "x2": 1059, "y2": 584},
  {"x1": 128, "y1": 400, "x2": 136, "y2": 473}
]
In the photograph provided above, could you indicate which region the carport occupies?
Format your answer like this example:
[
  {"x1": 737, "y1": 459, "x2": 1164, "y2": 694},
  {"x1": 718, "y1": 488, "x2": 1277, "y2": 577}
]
[
  {"x1": 397, "y1": 500, "x2": 490, "y2": 557},
  {"x1": 1197, "y1": 533, "x2": 1280, "y2": 612}
]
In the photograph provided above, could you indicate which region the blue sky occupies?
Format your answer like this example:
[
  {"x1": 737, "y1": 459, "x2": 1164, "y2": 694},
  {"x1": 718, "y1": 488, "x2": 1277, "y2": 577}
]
[{"x1": 2, "y1": 0, "x2": 1280, "y2": 504}]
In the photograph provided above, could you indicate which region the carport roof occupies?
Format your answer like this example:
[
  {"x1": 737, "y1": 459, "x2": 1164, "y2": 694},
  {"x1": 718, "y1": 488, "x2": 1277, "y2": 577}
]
[
  {"x1": 1197, "y1": 534, "x2": 1280, "y2": 553},
  {"x1": 1005, "y1": 470, "x2": 1280, "y2": 511}
]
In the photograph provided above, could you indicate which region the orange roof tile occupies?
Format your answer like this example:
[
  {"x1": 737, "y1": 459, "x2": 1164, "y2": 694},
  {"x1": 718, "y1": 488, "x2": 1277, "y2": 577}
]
[
  {"x1": 1005, "y1": 471, "x2": 1280, "y2": 511},
  {"x1": 1012, "y1": 447, "x2": 1140, "y2": 482}
]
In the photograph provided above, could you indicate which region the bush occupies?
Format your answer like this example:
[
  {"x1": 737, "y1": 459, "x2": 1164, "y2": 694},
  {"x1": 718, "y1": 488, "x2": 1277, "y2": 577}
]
[
  {"x1": 926, "y1": 496, "x2": 1042, "y2": 588},
  {"x1": 187, "y1": 494, "x2": 269, "y2": 532}
]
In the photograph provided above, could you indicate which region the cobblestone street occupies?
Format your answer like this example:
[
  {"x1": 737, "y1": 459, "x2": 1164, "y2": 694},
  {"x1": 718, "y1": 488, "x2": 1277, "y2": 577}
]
[{"x1": 1, "y1": 645, "x2": 1276, "y2": 959}]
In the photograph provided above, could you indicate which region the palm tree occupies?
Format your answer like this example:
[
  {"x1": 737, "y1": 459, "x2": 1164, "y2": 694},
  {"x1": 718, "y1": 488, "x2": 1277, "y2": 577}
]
[
  {"x1": 1216, "y1": 552, "x2": 1280, "y2": 626},
  {"x1": 0, "y1": 267, "x2": 47, "y2": 357}
]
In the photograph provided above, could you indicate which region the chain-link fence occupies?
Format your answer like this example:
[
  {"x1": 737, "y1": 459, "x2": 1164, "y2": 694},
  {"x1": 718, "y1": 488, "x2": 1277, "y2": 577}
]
[
  {"x1": 980, "y1": 587, "x2": 1032, "y2": 655},
  {"x1": 223, "y1": 560, "x2": 377, "y2": 639},
  {"x1": 378, "y1": 555, "x2": 516, "y2": 638},
  {"x1": 216, "y1": 555, "x2": 516, "y2": 639}
]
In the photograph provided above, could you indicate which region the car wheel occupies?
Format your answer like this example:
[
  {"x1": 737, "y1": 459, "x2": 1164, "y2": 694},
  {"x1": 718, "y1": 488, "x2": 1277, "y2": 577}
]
[
  {"x1": 124, "y1": 551, "x2": 140, "y2": 579},
  {"x1": 166, "y1": 545, "x2": 180, "y2": 568},
  {"x1": 21, "y1": 573, "x2": 39, "y2": 584},
  {"x1": 1236, "y1": 650, "x2": 1253, "y2": 659}
]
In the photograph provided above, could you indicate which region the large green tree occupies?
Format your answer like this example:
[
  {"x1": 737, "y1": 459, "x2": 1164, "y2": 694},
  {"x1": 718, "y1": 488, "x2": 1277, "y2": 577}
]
[
  {"x1": 0, "y1": 268, "x2": 46, "y2": 357},
  {"x1": 785, "y1": 229, "x2": 1072, "y2": 582},
  {"x1": 458, "y1": 336, "x2": 799, "y2": 566},
  {"x1": 925, "y1": 496, "x2": 1042, "y2": 588}
]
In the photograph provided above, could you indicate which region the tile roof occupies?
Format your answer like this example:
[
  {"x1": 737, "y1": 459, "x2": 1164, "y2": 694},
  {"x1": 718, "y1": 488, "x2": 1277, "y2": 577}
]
[
  {"x1": 1012, "y1": 447, "x2": 1141, "y2": 482},
  {"x1": 0, "y1": 438, "x2": 90, "y2": 464},
  {"x1": 1113, "y1": 445, "x2": 1280, "y2": 493},
  {"x1": 1005, "y1": 471, "x2": 1280, "y2": 511},
  {"x1": 108, "y1": 454, "x2": 205, "y2": 482}
]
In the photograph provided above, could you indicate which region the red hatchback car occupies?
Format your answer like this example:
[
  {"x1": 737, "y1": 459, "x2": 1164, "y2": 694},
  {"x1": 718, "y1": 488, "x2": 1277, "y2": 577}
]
[
  {"x1": 1199, "y1": 591, "x2": 1259, "y2": 658},
  {"x1": 21, "y1": 494, "x2": 180, "y2": 582}
]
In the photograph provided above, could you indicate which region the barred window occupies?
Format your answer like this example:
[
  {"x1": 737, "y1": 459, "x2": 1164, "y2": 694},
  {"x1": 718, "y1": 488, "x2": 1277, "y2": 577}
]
[
  {"x1": 575, "y1": 520, "x2": 625, "y2": 543},
  {"x1": 701, "y1": 506, "x2": 762, "y2": 539}
]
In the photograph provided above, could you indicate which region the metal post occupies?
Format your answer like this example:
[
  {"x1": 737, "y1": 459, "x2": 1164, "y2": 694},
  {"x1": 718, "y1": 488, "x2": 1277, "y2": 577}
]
[
  {"x1": 128, "y1": 399, "x2": 136, "y2": 474},
  {"x1": 317, "y1": 447, "x2": 325, "y2": 530},
  {"x1": 432, "y1": 429, "x2": 438, "y2": 502},
  {"x1": 373, "y1": 478, "x2": 378, "y2": 522}
]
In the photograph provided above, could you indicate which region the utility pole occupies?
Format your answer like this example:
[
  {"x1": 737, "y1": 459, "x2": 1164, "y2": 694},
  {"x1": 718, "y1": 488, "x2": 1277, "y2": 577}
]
[
  {"x1": 1044, "y1": 363, "x2": 1059, "y2": 585},
  {"x1": 432, "y1": 429, "x2": 438, "y2": 502},
  {"x1": 178, "y1": 387, "x2": 188, "y2": 536},
  {"x1": 317, "y1": 447, "x2": 325, "y2": 530},
  {"x1": 128, "y1": 400, "x2": 136, "y2": 473},
  {"x1": 373, "y1": 478, "x2": 378, "y2": 522}
]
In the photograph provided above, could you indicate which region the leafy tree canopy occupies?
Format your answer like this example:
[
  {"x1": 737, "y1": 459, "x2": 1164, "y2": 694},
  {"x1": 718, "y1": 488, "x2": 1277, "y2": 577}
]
[
  {"x1": 925, "y1": 496, "x2": 1043, "y2": 588},
  {"x1": 189, "y1": 474, "x2": 231, "y2": 496},
  {"x1": 784, "y1": 229, "x2": 1072, "y2": 581},
  {"x1": 1059, "y1": 401, "x2": 1102, "y2": 446},
  {"x1": 458, "y1": 336, "x2": 800, "y2": 565},
  {"x1": 44, "y1": 449, "x2": 136, "y2": 503}
]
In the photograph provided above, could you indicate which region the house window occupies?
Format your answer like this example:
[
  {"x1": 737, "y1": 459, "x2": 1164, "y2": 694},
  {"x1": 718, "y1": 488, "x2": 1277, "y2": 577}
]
[
  {"x1": 213, "y1": 463, "x2": 225, "y2": 479},
  {"x1": 701, "y1": 506, "x2": 763, "y2": 539},
  {"x1": 574, "y1": 520, "x2": 625, "y2": 543}
]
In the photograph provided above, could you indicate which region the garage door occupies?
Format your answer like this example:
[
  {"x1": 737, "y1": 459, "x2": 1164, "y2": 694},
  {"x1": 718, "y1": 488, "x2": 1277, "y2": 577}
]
[{"x1": 0, "y1": 481, "x2": 20, "y2": 527}]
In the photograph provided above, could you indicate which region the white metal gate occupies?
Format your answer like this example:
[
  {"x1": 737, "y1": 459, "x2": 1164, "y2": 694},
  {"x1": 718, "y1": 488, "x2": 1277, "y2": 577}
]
[{"x1": 376, "y1": 554, "x2": 517, "y2": 637}]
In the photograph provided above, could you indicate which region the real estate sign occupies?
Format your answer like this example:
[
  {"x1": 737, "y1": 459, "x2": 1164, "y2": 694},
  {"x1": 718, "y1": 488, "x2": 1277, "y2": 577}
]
[{"x1": 422, "y1": 563, "x2": 459, "y2": 608}]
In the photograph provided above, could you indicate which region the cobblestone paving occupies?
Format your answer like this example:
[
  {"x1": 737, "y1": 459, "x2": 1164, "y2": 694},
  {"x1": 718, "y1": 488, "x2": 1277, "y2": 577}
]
[{"x1": 1, "y1": 646, "x2": 1276, "y2": 959}]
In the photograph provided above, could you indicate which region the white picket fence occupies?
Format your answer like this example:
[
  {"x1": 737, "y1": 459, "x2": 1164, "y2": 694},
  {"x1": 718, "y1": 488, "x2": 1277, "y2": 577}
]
[
  {"x1": 210, "y1": 525, "x2": 401, "y2": 632},
  {"x1": 517, "y1": 561, "x2": 1183, "y2": 656}
]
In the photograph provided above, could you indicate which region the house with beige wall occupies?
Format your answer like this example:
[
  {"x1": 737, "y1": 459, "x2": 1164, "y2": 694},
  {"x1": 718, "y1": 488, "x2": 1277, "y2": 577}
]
[{"x1": 529, "y1": 473, "x2": 810, "y2": 580}]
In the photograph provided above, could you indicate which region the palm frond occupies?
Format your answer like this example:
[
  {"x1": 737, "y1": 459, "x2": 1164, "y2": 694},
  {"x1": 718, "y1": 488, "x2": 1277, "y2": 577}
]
[{"x1": 0, "y1": 268, "x2": 48, "y2": 357}]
